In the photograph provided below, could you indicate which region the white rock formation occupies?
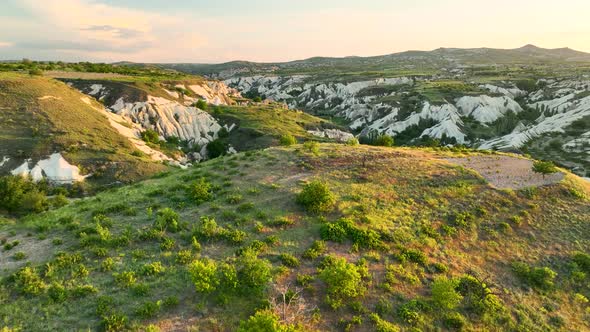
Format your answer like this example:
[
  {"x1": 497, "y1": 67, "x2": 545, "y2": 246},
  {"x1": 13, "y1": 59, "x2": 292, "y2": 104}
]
[
  {"x1": 456, "y1": 95, "x2": 523, "y2": 123},
  {"x1": 11, "y1": 153, "x2": 87, "y2": 183},
  {"x1": 308, "y1": 129, "x2": 355, "y2": 142},
  {"x1": 480, "y1": 95, "x2": 590, "y2": 149},
  {"x1": 110, "y1": 96, "x2": 223, "y2": 147}
]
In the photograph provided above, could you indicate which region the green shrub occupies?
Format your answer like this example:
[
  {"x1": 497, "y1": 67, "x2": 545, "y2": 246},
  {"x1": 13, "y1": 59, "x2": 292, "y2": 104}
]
[
  {"x1": 279, "y1": 253, "x2": 300, "y2": 267},
  {"x1": 195, "y1": 99, "x2": 208, "y2": 110},
  {"x1": 346, "y1": 137, "x2": 360, "y2": 146},
  {"x1": 397, "y1": 299, "x2": 427, "y2": 326},
  {"x1": 20, "y1": 189, "x2": 49, "y2": 213},
  {"x1": 512, "y1": 262, "x2": 557, "y2": 290},
  {"x1": 279, "y1": 134, "x2": 297, "y2": 146},
  {"x1": 114, "y1": 271, "x2": 136, "y2": 287},
  {"x1": 399, "y1": 248, "x2": 427, "y2": 266},
  {"x1": 48, "y1": 282, "x2": 67, "y2": 303},
  {"x1": 96, "y1": 295, "x2": 115, "y2": 316},
  {"x1": 268, "y1": 217, "x2": 295, "y2": 228},
  {"x1": 302, "y1": 240, "x2": 326, "y2": 259},
  {"x1": 141, "y1": 262, "x2": 166, "y2": 276},
  {"x1": 71, "y1": 284, "x2": 98, "y2": 297},
  {"x1": 373, "y1": 135, "x2": 394, "y2": 147},
  {"x1": 237, "y1": 202, "x2": 255, "y2": 212},
  {"x1": 131, "y1": 283, "x2": 150, "y2": 297},
  {"x1": 28, "y1": 68, "x2": 43, "y2": 76},
  {"x1": 207, "y1": 139, "x2": 228, "y2": 159},
  {"x1": 532, "y1": 160, "x2": 558, "y2": 178},
  {"x1": 319, "y1": 257, "x2": 366, "y2": 309},
  {"x1": 195, "y1": 216, "x2": 222, "y2": 240},
  {"x1": 159, "y1": 237, "x2": 175, "y2": 250},
  {"x1": 303, "y1": 141, "x2": 320, "y2": 155},
  {"x1": 175, "y1": 250, "x2": 193, "y2": 265},
  {"x1": 3, "y1": 240, "x2": 19, "y2": 251},
  {"x1": 572, "y1": 252, "x2": 590, "y2": 272},
  {"x1": 457, "y1": 275, "x2": 505, "y2": 316},
  {"x1": 296, "y1": 180, "x2": 336, "y2": 214},
  {"x1": 98, "y1": 256, "x2": 112, "y2": 270},
  {"x1": 431, "y1": 276, "x2": 462, "y2": 310},
  {"x1": 187, "y1": 178, "x2": 213, "y2": 204},
  {"x1": 226, "y1": 193, "x2": 243, "y2": 205},
  {"x1": 140, "y1": 129, "x2": 160, "y2": 144},
  {"x1": 189, "y1": 258, "x2": 219, "y2": 293},
  {"x1": 236, "y1": 252, "x2": 272, "y2": 293},
  {"x1": 135, "y1": 300, "x2": 161, "y2": 318},
  {"x1": 50, "y1": 194, "x2": 69, "y2": 208},
  {"x1": 13, "y1": 252, "x2": 27, "y2": 261},
  {"x1": 443, "y1": 312, "x2": 466, "y2": 330},
  {"x1": 321, "y1": 218, "x2": 384, "y2": 249},
  {"x1": 237, "y1": 310, "x2": 299, "y2": 332},
  {"x1": 369, "y1": 313, "x2": 400, "y2": 332},
  {"x1": 14, "y1": 266, "x2": 46, "y2": 295},
  {"x1": 100, "y1": 312, "x2": 128, "y2": 332},
  {"x1": 153, "y1": 208, "x2": 180, "y2": 232}
]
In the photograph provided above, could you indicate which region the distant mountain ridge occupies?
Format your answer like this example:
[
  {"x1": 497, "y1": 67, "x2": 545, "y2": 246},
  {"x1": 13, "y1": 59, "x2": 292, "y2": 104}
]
[{"x1": 155, "y1": 45, "x2": 590, "y2": 78}]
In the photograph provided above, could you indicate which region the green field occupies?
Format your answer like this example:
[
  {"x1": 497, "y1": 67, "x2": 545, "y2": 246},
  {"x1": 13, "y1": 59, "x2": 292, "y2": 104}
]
[{"x1": 1, "y1": 144, "x2": 588, "y2": 331}]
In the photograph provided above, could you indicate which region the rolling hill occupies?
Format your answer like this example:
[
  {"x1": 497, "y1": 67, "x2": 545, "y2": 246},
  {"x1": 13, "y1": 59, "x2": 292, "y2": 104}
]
[{"x1": 0, "y1": 143, "x2": 588, "y2": 331}]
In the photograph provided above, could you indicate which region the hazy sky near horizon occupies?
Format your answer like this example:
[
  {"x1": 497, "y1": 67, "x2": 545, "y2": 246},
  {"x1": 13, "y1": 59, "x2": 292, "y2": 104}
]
[{"x1": 1, "y1": 0, "x2": 589, "y2": 63}]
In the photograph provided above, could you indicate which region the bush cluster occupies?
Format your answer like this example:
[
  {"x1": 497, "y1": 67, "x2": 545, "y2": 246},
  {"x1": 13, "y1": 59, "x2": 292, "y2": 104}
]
[
  {"x1": 188, "y1": 251, "x2": 272, "y2": 297},
  {"x1": 296, "y1": 180, "x2": 336, "y2": 214},
  {"x1": 279, "y1": 134, "x2": 297, "y2": 146},
  {"x1": 320, "y1": 218, "x2": 384, "y2": 249},
  {"x1": 319, "y1": 257, "x2": 367, "y2": 309},
  {"x1": 512, "y1": 262, "x2": 557, "y2": 290}
]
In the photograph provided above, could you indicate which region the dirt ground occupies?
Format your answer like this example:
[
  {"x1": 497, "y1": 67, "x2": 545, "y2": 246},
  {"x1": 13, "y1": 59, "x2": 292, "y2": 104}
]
[
  {"x1": 445, "y1": 155, "x2": 564, "y2": 190},
  {"x1": 0, "y1": 232, "x2": 54, "y2": 273}
]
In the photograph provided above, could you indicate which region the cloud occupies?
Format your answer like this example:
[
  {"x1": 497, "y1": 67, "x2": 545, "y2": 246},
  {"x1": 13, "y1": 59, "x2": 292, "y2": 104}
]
[
  {"x1": 0, "y1": 0, "x2": 209, "y2": 62},
  {"x1": 80, "y1": 25, "x2": 143, "y2": 39},
  {"x1": 1, "y1": 0, "x2": 589, "y2": 62}
]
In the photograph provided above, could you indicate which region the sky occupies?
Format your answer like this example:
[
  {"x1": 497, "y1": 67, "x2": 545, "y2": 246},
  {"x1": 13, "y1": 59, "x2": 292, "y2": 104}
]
[{"x1": 1, "y1": 0, "x2": 590, "y2": 63}]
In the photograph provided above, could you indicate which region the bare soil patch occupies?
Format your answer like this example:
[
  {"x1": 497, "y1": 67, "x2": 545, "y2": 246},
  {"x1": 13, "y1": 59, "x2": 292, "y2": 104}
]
[{"x1": 446, "y1": 155, "x2": 564, "y2": 190}]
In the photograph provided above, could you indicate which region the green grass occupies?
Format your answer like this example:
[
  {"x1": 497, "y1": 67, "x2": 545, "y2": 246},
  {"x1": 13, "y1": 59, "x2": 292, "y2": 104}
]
[
  {"x1": 0, "y1": 144, "x2": 588, "y2": 331},
  {"x1": 208, "y1": 103, "x2": 337, "y2": 151}
]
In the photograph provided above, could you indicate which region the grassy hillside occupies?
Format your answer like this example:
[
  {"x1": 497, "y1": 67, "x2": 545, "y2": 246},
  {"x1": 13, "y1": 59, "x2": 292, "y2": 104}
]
[
  {"x1": 0, "y1": 144, "x2": 588, "y2": 331},
  {"x1": 0, "y1": 73, "x2": 167, "y2": 185},
  {"x1": 209, "y1": 103, "x2": 342, "y2": 151}
]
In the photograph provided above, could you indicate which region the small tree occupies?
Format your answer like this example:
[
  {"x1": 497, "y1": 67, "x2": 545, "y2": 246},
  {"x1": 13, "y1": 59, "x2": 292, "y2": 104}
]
[
  {"x1": 206, "y1": 139, "x2": 228, "y2": 158},
  {"x1": 532, "y1": 161, "x2": 558, "y2": 179},
  {"x1": 373, "y1": 135, "x2": 394, "y2": 147},
  {"x1": 279, "y1": 134, "x2": 297, "y2": 146},
  {"x1": 187, "y1": 178, "x2": 213, "y2": 204},
  {"x1": 296, "y1": 180, "x2": 336, "y2": 214},
  {"x1": 189, "y1": 258, "x2": 218, "y2": 293},
  {"x1": 319, "y1": 257, "x2": 366, "y2": 309},
  {"x1": 431, "y1": 276, "x2": 463, "y2": 310}
]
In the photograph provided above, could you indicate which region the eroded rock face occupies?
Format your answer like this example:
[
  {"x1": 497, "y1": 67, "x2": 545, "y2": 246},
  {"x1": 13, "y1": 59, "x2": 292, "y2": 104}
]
[
  {"x1": 226, "y1": 75, "x2": 590, "y2": 154},
  {"x1": 308, "y1": 129, "x2": 354, "y2": 142},
  {"x1": 109, "y1": 96, "x2": 223, "y2": 147},
  {"x1": 71, "y1": 80, "x2": 240, "y2": 161}
]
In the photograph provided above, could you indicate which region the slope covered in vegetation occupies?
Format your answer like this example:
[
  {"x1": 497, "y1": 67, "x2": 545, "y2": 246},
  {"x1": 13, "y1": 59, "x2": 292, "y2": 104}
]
[
  {"x1": 0, "y1": 73, "x2": 168, "y2": 186},
  {"x1": 1, "y1": 143, "x2": 588, "y2": 331}
]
